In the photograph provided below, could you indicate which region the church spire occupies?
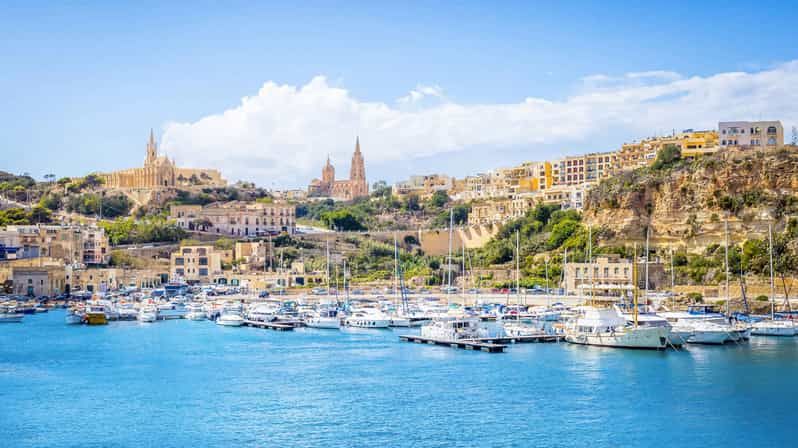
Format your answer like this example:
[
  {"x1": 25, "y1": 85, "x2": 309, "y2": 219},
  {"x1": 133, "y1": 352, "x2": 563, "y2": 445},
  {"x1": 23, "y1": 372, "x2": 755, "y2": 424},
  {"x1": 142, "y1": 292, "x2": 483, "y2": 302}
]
[
  {"x1": 145, "y1": 128, "x2": 158, "y2": 165},
  {"x1": 355, "y1": 136, "x2": 361, "y2": 154}
]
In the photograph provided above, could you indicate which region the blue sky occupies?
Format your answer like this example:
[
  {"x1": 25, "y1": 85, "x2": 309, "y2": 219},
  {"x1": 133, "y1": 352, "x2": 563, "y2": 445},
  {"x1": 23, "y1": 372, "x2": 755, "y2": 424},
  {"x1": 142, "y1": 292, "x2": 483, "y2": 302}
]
[{"x1": 2, "y1": 0, "x2": 797, "y2": 187}]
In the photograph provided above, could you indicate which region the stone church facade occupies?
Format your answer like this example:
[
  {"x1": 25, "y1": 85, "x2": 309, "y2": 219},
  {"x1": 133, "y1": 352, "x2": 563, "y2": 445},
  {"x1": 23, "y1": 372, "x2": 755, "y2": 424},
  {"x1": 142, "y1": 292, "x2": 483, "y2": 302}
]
[
  {"x1": 308, "y1": 138, "x2": 368, "y2": 201},
  {"x1": 99, "y1": 130, "x2": 225, "y2": 189}
]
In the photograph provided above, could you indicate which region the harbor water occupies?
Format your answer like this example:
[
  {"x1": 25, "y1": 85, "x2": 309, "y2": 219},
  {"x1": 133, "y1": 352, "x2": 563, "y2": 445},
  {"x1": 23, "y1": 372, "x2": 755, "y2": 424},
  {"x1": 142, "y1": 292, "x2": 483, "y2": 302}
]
[{"x1": 2, "y1": 310, "x2": 797, "y2": 447}]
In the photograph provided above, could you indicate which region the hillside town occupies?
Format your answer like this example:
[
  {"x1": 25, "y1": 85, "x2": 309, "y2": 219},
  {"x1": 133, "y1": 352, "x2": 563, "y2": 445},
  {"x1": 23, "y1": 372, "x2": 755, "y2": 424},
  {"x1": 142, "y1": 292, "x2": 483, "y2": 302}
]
[{"x1": 1, "y1": 119, "x2": 793, "y2": 304}]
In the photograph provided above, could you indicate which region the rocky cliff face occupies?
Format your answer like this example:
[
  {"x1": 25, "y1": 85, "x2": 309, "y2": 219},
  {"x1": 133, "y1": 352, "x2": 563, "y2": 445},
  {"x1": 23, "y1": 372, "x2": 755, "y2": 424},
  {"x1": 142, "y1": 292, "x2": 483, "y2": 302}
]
[{"x1": 584, "y1": 147, "x2": 798, "y2": 250}]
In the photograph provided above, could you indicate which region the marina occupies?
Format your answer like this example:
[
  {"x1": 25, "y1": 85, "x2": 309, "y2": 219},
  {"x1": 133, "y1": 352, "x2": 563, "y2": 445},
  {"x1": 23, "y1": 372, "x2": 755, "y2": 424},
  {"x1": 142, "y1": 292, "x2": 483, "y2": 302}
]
[{"x1": 2, "y1": 309, "x2": 797, "y2": 448}]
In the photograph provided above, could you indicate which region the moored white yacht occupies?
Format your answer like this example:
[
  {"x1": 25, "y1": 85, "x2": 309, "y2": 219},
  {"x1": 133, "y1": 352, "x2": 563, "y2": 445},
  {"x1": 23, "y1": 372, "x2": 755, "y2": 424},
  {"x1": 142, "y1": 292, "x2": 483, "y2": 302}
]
[
  {"x1": 564, "y1": 306, "x2": 670, "y2": 349},
  {"x1": 750, "y1": 319, "x2": 796, "y2": 336},
  {"x1": 216, "y1": 311, "x2": 244, "y2": 327},
  {"x1": 306, "y1": 307, "x2": 341, "y2": 329},
  {"x1": 344, "y1": 309, "x2": 390, "y2": 328},
  {"x1": 137, "y1": 304, "x2": 158, "y2": 323},
  {"x1": 185, "y1": 303, "x2": 207, "y2": 321},
  {"x1": 420, "y1": 317, "x2": 490, "y2": 341},
  {"x1": 658, "y1": 305, "x2": 740, "y2": 344}
]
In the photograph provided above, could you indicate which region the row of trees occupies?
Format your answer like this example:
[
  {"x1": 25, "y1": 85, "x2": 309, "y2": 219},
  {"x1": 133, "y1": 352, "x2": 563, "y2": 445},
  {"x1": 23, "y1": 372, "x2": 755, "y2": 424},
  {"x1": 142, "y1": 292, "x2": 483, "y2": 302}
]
[{"x1": 99, "y1": 218, "x2": 187, "y2": 245}]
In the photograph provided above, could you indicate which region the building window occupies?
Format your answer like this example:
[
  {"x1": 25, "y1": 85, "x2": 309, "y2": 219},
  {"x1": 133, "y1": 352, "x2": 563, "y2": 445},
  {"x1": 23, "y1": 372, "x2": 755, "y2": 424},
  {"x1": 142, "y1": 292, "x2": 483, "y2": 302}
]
[
  {"x1": 175, "y1": 257, "x2": 184, "y2": 266},
  {"x1": 198, "y1": 257, "x2": 208, "y2": 266}
]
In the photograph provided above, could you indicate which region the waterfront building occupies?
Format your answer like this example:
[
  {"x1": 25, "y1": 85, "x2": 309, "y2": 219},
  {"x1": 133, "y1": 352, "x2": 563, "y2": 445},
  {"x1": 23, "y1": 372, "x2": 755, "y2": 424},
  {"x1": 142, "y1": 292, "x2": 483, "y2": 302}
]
[
  {"x1": 169, "y1": 245, "x2": 225, "y2": 284},
  {"x1": 98, "y1": 130, "x2": 226, "y2": 189},
  {"x1": 0, "y1": 224, "x2": 110, "y2": 265},
  {"x1": 169, "y1": 201, "x2": 296, "y2": 237},
  {"x1": 308, "y1": 138, "x2": 368, "y2": 201},
  {"x1": 719, "y1": 120, "x2": 783, "y2": 149},
  {"x1": 564, "y1": 254, "x2": 666, "y2": 296},
  {"x1": 11, "y1": 266, "x2": 67, "y2": 297},
  {"x1": 65, "y1": 267, "x2": 166, "y2": 293}
]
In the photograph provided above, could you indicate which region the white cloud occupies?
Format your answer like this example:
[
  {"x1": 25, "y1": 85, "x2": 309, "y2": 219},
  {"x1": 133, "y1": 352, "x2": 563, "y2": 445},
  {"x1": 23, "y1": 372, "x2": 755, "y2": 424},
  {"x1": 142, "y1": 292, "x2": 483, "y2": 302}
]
[{"x1": 161, "y1": 62, "x2": 798, "y2": 187}]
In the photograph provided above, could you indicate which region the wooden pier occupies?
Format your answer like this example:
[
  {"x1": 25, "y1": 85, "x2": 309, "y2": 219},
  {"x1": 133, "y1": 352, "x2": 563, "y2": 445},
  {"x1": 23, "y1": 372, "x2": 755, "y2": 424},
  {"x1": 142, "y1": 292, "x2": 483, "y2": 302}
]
[
  {"x1": 469, "y1": 334, "x2": 562, "y2": 344},
  {"x1": 243, "y1": 320, "x2": 295, "y2": 331},
  {"x1": 399, "y1": 335, "x2": 507, "y2": 353}
]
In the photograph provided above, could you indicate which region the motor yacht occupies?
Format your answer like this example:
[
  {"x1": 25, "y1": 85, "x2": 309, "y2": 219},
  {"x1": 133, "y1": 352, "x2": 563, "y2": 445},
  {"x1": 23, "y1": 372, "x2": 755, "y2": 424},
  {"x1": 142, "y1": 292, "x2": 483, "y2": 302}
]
[
  {"x1": 137, "y1": 304, "x2": 158, "y2": 323},
  {"x1": 216, "y1": 311, "x2": 244, "y2": 327},
  {"x1": 420, "y1": 317, "x2": 490, "y2": 341},
  {"x1": 344, "y1": 309, "x2": 390, "y2": 328},
  {"x1": 305, "y1": 307, "x2": 341, "y2": 329},
  {"x1": 185, "y1": 303, "x2": 207, "y2": 321},
  {"x1": 564, "y1": 306, "x2": 670, "y2": 349},
  {"x1": 658, "y1": 305, "x2": 741, "y2": 344}
]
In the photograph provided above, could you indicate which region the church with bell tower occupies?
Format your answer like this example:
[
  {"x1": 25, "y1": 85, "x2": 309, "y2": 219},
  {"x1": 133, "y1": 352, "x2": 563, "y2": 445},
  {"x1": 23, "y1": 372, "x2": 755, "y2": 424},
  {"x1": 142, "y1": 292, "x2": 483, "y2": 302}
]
[
  {"x1": 308, "y1": 137, "x2": 369, "y2": 200},
  {"x1": 98, "y1": 129, "x2": 226, "y2": 189}
]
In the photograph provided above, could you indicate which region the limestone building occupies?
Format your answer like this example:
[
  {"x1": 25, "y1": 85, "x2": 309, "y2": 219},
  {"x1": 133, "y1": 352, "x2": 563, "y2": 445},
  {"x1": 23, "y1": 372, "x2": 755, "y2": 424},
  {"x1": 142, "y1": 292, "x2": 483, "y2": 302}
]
[
  {"x1": 169, "y1": 201, "x2": 296, "y2": 237},
  {"x1": 308, "y1": 138, "x2": 368, "y2": 200},
  {"x1": 99, "y1": 130, "x2": 226, "y2": 189}
]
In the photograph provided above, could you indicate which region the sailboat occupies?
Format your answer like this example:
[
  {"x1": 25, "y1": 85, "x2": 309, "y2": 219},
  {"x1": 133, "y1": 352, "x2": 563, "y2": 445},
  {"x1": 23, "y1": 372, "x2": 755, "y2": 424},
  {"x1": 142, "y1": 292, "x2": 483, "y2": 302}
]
[
  {"x1": 307, "y1": 240, "x2": 342, "y2": 329},
  {"x1": 751, "y1": 221, "x2": 796, "y2": 336},
  {"x1": 421, "y1": 208, "x2": 490, "y2": 337},
  {"x1": 503, "y1": 230, "x2": 544, "y2": 337}
]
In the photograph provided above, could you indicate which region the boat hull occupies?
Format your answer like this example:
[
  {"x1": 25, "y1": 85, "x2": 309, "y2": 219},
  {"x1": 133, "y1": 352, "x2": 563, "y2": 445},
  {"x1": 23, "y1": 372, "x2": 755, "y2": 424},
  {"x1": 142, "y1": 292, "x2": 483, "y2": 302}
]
[
  {"x1": 345, "y1": 319, "x2": 390, "y2": 328},
  {"x1": 306, "y1": 318, "x2": 341, "y2": 329},
  {"x1": 0, "y1": 314, "x2": 24, "y2": 323},
  {"x1": 216, "y1": 320, "x2": 243, "y2": 327},
  {"x1": 565, "y1": 326, "x2": 669, "y2": 349},
  {"x1": 65, "y1": 314, "x2": 83, "y2": 325},
  {"x1": 751, "y1": 324, "x2": 796, "y2": 337},
  {"x1": 85, "y1": 313, "x2": 108, "y2": 325}
]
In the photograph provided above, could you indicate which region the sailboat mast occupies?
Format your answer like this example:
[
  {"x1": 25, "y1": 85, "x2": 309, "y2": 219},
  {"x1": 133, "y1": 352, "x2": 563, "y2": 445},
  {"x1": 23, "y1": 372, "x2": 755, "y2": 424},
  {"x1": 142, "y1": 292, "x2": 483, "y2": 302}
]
[
  {"x1": 461, "y1": 242, "x2": 466, "y2": 303},
  {"x1": 588, "y1": 225, "x2": 593, "y2": 305},
  {"x1": 515, "y1": 230, "x2": 521, "y2": 310},
  {"x1": 645, "y1": 226, "x2": 650, "y2": 301},
  {"x1": 563, "y1": 248, "x2": 568, "y2": 296},
  {"x1": 633, "y1": 243, "x2": 639, "y2": 328},
  {"x1": 446, "y1": 208, "x2": 453, "y2": 308},
  {"x1": 769, "y1": 221, "x2": 775, "y2": 319},
  {"x1": 326, "y1": 239, "x2": 330, "y2": 291},
  {"x1": 394, "y1": 233, "x2": 399, "y2": 305},
  {"x1": 724, "y1": 215, "x2": 730, "y2": 315}
]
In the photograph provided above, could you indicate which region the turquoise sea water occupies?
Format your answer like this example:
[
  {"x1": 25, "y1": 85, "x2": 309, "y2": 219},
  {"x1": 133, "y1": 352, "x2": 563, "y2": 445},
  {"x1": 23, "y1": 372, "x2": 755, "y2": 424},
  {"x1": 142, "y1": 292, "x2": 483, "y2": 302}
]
[{"x1": 1, "y1": 310, "x2": 797, "y2": 448}]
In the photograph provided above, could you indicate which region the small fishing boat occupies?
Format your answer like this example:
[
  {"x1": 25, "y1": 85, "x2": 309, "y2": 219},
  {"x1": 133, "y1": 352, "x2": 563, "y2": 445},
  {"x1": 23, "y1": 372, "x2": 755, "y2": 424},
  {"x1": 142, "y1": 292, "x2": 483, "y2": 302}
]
[
  {"x1": 65, "y1": 307, "x2": 84, "y2": 325},
  {"x1": 0, "y1": 306, "x2": 24, "y2": 323},
  {"x1": 84, "y1": 302, "x2": 109, "y2": 325}
]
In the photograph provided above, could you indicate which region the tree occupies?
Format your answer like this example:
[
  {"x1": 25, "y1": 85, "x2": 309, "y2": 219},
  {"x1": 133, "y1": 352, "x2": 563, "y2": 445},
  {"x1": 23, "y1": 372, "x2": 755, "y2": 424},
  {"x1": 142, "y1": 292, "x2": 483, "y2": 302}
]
[
  {"x1": 371, "y1": 180, "x2": 391, "y2": 198},
  {"x1": 651, "y1": 144, "x2": 682, "y2": 170},
  {"x1": 547, "y1": 219, "x2": 580, "y2": 250},
  {"x1": 320, "y1": 209, "x2": 366, "y2": 231},
  {"x1": 403, "y1": 194, "x2": 420, "y2": 212},
  {"x1": 427, "y1": 190, "x2": 449, "y2": 209}
]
